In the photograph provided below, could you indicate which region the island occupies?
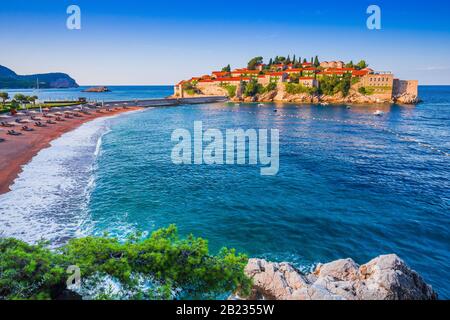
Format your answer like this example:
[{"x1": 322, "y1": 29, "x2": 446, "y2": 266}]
[
  {"x1": 0, "y1": 65, "x2": 78, "y2": 89},
  {"x1": 82, "y1": 86, "x2": 110, "y2": 92},
  {"x1": 173, "y1": 56, "x2": 419, "y2": 104}
]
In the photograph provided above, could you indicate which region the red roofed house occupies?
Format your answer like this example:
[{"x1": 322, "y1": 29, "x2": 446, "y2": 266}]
[
  {"x1": 212, "y1": 71, "x2": 230, "y2": 79},
  {"x1": 299, "y1": 77, "x2": 319, "y2": 88},
  {"x1": 231, "y1": 69, "x2": 260, "y2": 77}
]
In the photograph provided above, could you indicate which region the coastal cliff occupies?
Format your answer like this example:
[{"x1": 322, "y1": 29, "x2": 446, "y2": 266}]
[
  {"x1": 0, "y1": 65, "x2": 78, "y2": 89},
  {"x1": 184, "y1": 81, "x2": 420, "y2": 105},
  {"x1": 233, "y1": 254, "x2": 437, "y2": 300}
]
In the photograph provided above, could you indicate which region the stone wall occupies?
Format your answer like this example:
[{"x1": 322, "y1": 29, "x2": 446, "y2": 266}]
[{"x1": 393, "y1": 79, "x2": 418, "y2": 97}]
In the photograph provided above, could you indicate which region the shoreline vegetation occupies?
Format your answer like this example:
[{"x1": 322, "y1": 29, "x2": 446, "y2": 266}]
[
  {"x1": 0, "y1": 225, "x2": 252, "y2": 300},
  {"x1": 0, "y1": 226, "x2": 437, "y2": 300},
  {"x1": 173, "y1": 56, "x2": 420, "y2": 105}
]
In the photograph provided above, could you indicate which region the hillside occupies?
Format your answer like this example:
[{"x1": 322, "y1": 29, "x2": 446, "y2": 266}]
[{"x1": 0, "y1": 65, "x2": 79, "y2": 89}]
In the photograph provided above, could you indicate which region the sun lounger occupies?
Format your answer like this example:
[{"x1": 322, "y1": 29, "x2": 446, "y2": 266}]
[
  {"x1": 22, "y1": 126, "x2": 35, "y2": 132},
  {"x1": 55, "y1": 117, "x2": 65, "y2": 121},
  {"x1": 0, "y1": 138, "x2": 5, "y2": 143},
  {"x1": 47, "y1": 120, "x2": 57, "y2": 124},
  {"x1": 7, "y1": 130, "x2": 22, "y2": 136},
  {"x1": 1, "y1": 122, "x2": 14, "y2": 127},
  {"x1": 34, "y1": 122, "x2": 47, "y2": 128}
]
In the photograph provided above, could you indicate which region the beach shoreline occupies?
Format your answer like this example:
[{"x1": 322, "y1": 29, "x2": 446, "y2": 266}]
[{"x1": 0, "y1": 107, "x2": 142, "y2": 195}]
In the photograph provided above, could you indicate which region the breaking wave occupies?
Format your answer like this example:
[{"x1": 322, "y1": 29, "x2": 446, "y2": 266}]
[{"x1": 0, "y1": 116, "x2": 115, "y2": 245}]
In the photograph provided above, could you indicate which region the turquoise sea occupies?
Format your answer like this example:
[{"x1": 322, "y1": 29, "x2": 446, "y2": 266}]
[
  {"x1": 0, "y1": 86, "x2": 449, "y2": 298},
  {"x1": 0, "y1": 85, "x2": 173, "y2": 102}
]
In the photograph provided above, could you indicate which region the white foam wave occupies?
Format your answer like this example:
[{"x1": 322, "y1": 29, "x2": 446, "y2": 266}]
[{"x1": 0, "y1": 116, "x2": 115, "y2": 245}]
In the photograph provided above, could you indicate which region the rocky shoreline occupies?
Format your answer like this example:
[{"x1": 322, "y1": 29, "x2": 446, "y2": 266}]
[
  {"x1": 176, "y1": 86, "x2": 420, "y2": 105},
  {"x1": 231, "y1": 88, "x2": 420, "y2": 105},
  {"x1": 233, "y1": 254, "x2": 437, "y2": 300}
]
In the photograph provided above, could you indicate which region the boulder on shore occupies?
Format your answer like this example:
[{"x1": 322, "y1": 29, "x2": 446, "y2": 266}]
[{"x1": 234, "y1": 254, "x2": 437, "y2": 300}]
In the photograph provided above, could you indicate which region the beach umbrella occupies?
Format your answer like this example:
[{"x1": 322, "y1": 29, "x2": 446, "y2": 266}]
[
  {"x1": 7, "y1": 122, "x2": 17, "y2": 126},
  {"x1": 29, "y1": 110, "x2": 38, "y2": 114},
  {"x1": 43, "y1": 108, "x2": 50, "y2": 112},
  {"x1": 20, "y1": 119, "x2": 32, "y2": 123},
  {"x1": 54, "y1": 112, "x2": 63, "y2": 116},
  {"x1": 0, "y1": 115, "x2": 10, "y2": 119}
]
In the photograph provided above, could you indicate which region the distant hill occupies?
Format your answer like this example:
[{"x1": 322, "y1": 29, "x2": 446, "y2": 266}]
[{"x1": 0, "y1": 65, "x2": 79, "y2": 89}]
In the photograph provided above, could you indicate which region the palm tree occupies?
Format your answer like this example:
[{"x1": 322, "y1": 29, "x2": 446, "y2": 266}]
[{"x1": 0, "y1": 92, "x2": 9, "y2": 108}]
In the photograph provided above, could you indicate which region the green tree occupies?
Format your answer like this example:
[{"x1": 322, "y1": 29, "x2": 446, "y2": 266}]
[
  {"x1": 268, "y1": 58, "x2": 273, "y2": 66},
  {"x1": 14, "y1": 94, "x2": 27, "y2": 103},
  {"x1": 314, "y1": 56, "x2": 320, "y2": 67},
  {"x1": 356, "y1": 60, "x2": 368, "y2": 70},
  {"x1": 221, "y1": 64, "x2": 231, "y2": 72},
  {"x1": 27, "y1": 95, "x2": 38, "y2": 106},
  {"x1": 243, "y1": 78, "x2": 263, "y2": 97},
  {"x1": 345, "y1": 61, "x2": 354, "y2": 68},
  {"x1": 0, "y1": 92, "x2": 9, "y2": 107},
  {"x1": 247, "y1": 56, "x2": 264, "y2": 70},
  {"x1": 0, "y1": 226, "x2": 252, "y2": 300},
  {"x1": 292, "y1": 55, "x2": 296, "y2": 65}
]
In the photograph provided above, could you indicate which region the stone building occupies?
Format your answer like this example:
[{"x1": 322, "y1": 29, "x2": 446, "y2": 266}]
[{"x1": 320, "y1": 61, "x2": 345, "y2": 69}]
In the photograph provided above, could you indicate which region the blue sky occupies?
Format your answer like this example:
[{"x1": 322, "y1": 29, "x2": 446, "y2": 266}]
[{"x1": 1, "y1": 0, "x2": 449, "y2": 85}]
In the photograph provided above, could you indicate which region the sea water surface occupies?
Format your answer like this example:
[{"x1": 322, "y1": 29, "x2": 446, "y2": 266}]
[
  {"x1": 0, "y1": 85, "x2": 173, "y2": 102},
  {"x1": 0, "y1": 86, "x2": 449, "y2": 298}
]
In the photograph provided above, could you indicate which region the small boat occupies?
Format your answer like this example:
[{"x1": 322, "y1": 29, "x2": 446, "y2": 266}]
[
  {"x1": 320, "y1": 102, "x2": 329, "y2": 106},
  {"x1": 346, "y1": 106, "x2": 351, "y2": 109},
  {"x1": 234, "y1": 103, "x2": 240, "y2": 106},
  {"x1": 273, "y1": 109, "x2": 278, "y2": 112},
  {"x1": 374, "y1": 110, "x2": 384, "y2": 116},
  {"x1": 258, "y1": 103, "x2": 264, "y2": 107}
]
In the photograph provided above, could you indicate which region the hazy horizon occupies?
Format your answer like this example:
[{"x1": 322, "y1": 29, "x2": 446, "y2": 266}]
[{"x1": 1, "y1": 0, "x2": 449, "y2": 85}]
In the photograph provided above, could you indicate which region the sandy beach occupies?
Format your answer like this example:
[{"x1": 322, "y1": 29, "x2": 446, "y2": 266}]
[{"x1": 0, "y1": 107, "x2": 142, "y2": 195}]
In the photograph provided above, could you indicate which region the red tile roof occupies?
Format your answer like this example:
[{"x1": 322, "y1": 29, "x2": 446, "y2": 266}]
[
  {"x1": 266, "y1": 72, "x2": 286, "y2": 76},
  {"x1": 214, "y1": 77, "x2": 251, "y2": 82},
  {"x1": 285, "y1": 68, "x2": 303, "y2": 73}
]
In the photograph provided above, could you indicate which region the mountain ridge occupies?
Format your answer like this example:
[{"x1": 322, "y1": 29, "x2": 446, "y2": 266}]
[{"x1": 0, "y1": 65, "x2": 79, "y2": 89}]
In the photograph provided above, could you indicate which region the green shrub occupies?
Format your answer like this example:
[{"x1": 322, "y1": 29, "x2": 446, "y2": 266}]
[
  {"x1": 0, "y1": 225, "x2": 251, "y2": 300},
  {"x1": 319, "y1": 74, "x2": 352, "y2": 96},
  {"x1": 220, "y1": 84, "x2": 237, "y2": 98},
  {"x1": 243, "y1": 79, "x2": 263, "y2": 97},
  {"x1": 285, "y1": 83, "x2": 317, "y2": 95}
]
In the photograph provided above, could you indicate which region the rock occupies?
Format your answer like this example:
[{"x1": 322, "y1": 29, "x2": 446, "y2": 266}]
[
  {"x1": 83, "y1": 86, "x2": 110, "y2": 92},
  {"x1": 236, "y1": 254, "x2": 437, "y2": 300},
  {"x1": 394, "y1": 93, "x2": 420, "y2": 104}
]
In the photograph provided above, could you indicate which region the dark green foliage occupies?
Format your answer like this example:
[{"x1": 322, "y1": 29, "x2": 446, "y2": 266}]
[
  {"x1": 182, "y1": 82, "x2": 200, "y2": 95},
  {"x1": 243, "y1": 78, "x2": 263, "y2": 97},
  {"x1": 285, "y1": 83, "x2": 318, "y2": 95},
  {"x1": 319, "y1": 74, "x2": 352, "y2": 96},
  {"x1": 0, "y1": 226, "x2": 251, "y2": 300},
  {"x1": 247, "y1": 57, "x2": 264, "y2": 70},
  {"x1": 345, "y1": 61, "x2": 354, "y2": 68},
  {"x1": 221, "y1": 84, "x2": 237, "y2": 97},
  {"x1": 264, "y1": 82, "x2": 277, "y2": 92},
  {"x1": 221, "y1": 65, "x2": 231, "y2": 72},
  {"x1": 355, "y1": 60, "x2": 368, "y2": 70},
  {"x1": 314, "y1": 56, "x2": 320, "y2": 67}
]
